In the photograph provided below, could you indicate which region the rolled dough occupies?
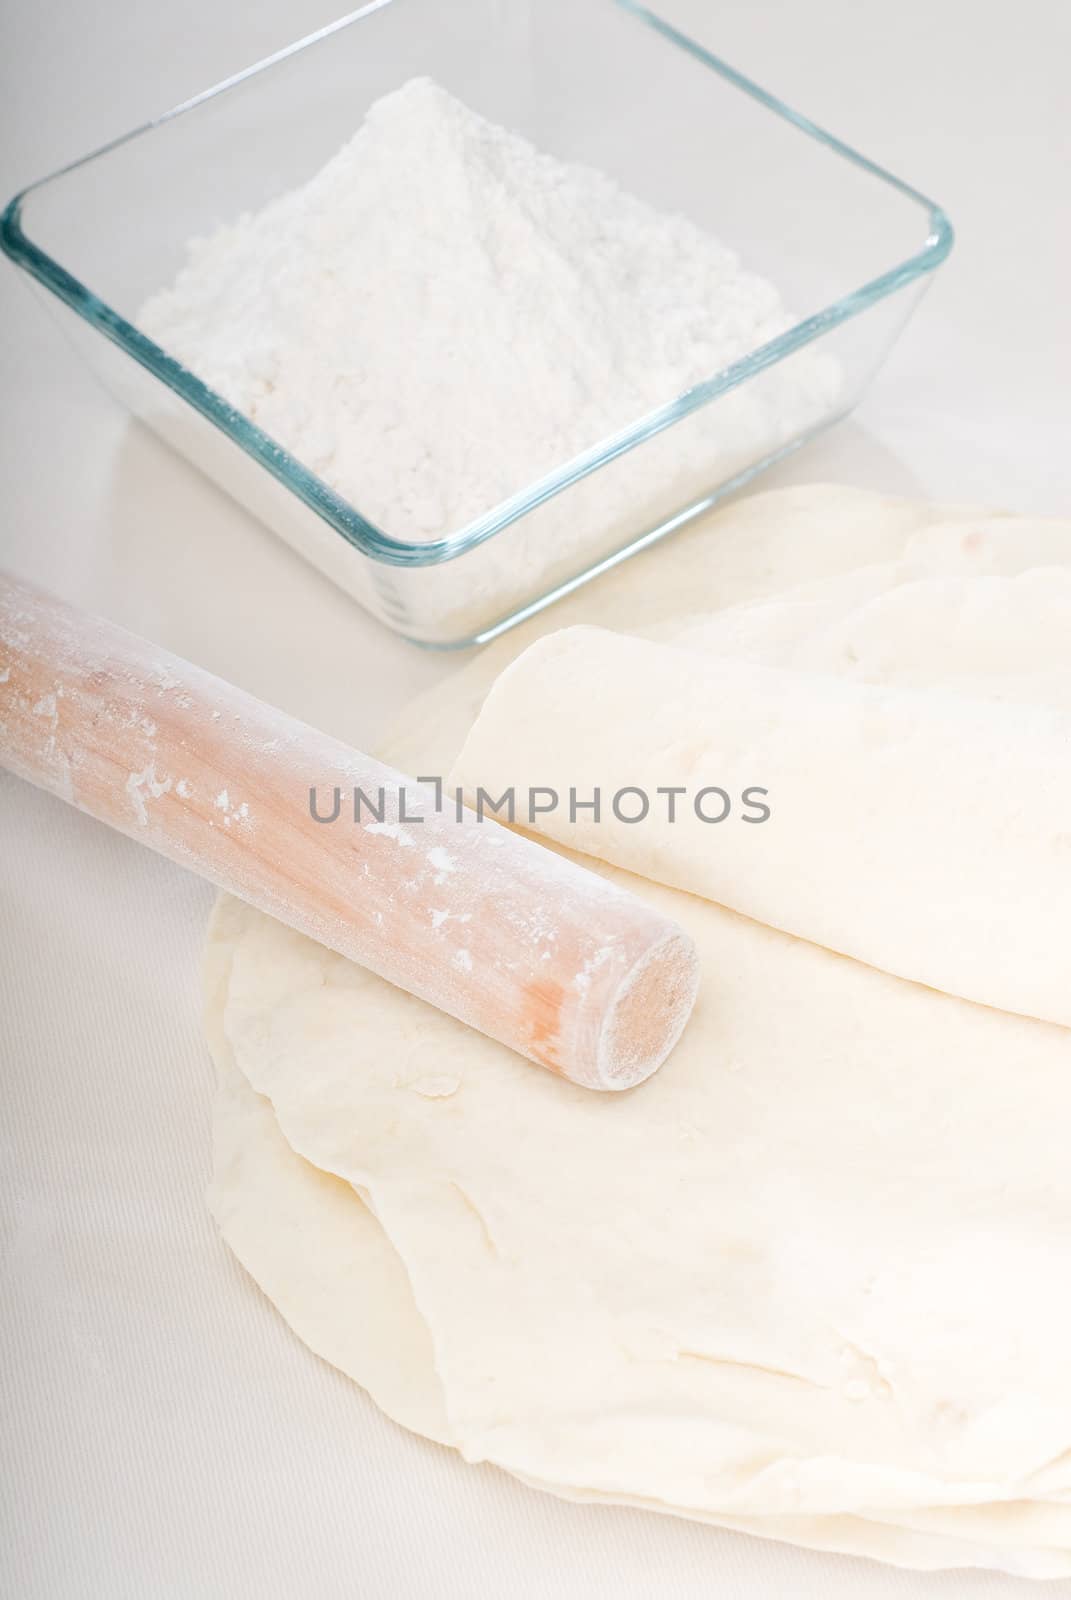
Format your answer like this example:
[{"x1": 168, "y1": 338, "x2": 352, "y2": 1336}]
[
  {"x1": 205, "y1": 486, "x2": 1071, "y2": 1576},
  {"x1": 452, "y1": 613, "x2": 1071, "y2": 1026}
]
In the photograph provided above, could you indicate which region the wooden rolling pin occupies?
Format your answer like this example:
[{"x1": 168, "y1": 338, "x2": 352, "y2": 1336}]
[{"x1": 0, "y1": 572, "x2": 698, "y2": 1090}]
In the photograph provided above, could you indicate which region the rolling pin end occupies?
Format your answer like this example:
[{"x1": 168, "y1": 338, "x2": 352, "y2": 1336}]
[{"x1": 592, "y1": 926, "x2": 700, "y2": 1092}]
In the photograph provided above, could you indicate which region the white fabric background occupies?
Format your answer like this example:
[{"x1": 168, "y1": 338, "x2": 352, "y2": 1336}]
[{"x1": 2, "y1": 2, "x2": 1070, "y2": 1596}]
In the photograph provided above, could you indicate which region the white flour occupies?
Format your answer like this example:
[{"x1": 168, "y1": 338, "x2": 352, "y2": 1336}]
[{"x1": 141, "y1": 78, "x2": 837, "y2": 632}]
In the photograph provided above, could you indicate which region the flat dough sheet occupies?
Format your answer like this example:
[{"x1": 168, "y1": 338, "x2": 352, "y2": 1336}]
[
  {"x1": 204, "y1": 485, "x2": 1071, "y2": 1578},
  {"x1": 451, "y1": 609, "x2": 1071, "y2": 1027}
]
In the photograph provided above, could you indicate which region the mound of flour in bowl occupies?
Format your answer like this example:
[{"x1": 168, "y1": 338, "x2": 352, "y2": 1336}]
[{"x1": 141, "y1": 78, "x2": 836, "y2": 628}]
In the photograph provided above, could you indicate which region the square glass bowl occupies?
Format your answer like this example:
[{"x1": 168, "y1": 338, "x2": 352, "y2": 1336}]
[{"x1": 1, "y1": 0, "x2": 951, "y2": 648}]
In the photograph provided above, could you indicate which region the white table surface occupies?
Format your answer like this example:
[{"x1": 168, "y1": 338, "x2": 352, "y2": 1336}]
[{"x1": 2, "y1": 3, "x2": 1069, "y2": 1596}]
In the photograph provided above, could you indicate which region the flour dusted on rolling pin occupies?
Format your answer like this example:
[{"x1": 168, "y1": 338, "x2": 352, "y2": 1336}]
[
  {"x1": 0, "y1": 573, "x2": 698, "y2": 1090},
  {"x1": 140, "y1": 78, "x2": 836, "y2": 604}
]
